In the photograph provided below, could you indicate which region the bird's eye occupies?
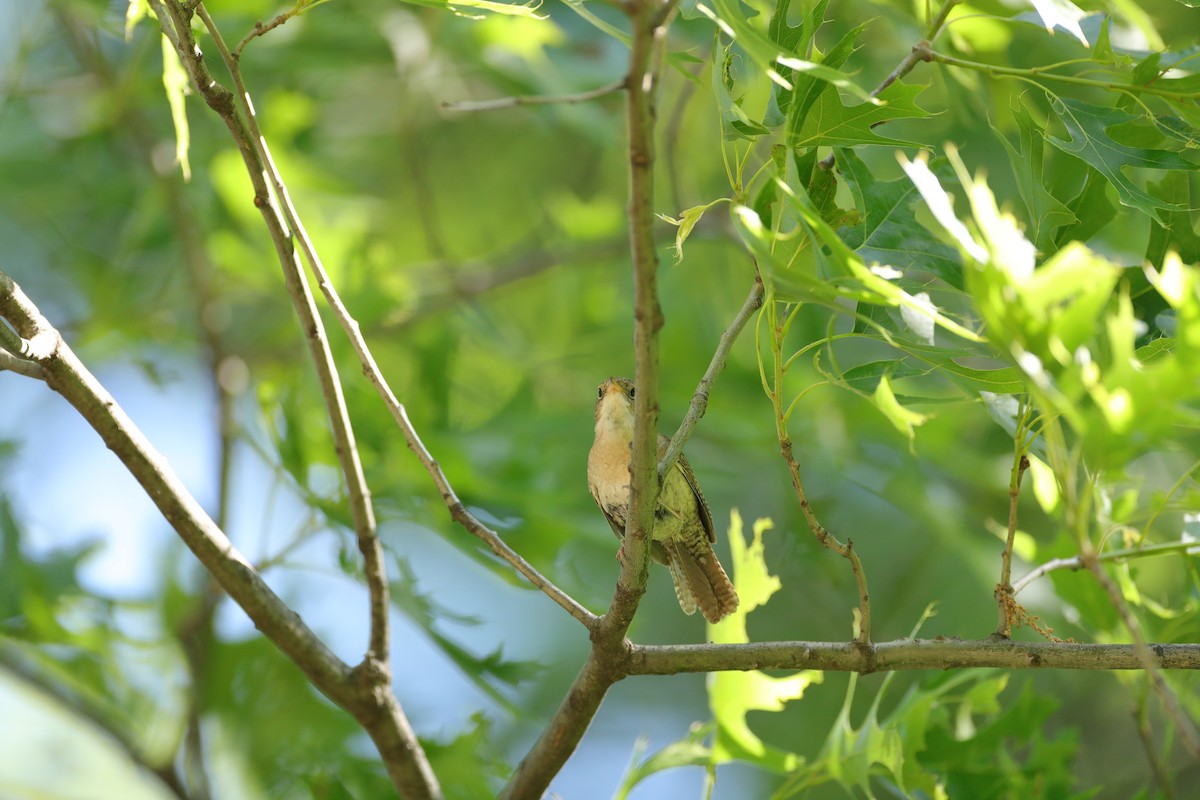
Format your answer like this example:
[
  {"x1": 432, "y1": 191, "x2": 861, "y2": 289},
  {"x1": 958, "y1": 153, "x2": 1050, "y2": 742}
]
[
  {"x1": 628, "y1": 386, "x2": 636, "y2": 399},
  {"x1": 598, "y1": 386, "x2": 604, "y2": 399}
]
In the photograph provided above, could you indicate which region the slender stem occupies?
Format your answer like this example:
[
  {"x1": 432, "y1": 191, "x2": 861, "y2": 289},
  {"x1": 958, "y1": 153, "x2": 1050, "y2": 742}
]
[
  {"x1": 925, "y1": 47, "x2": 1200, "y2": 100},
  {"x1": 501, "y1": 1, "x2": 668, "y2": 795},
  {"x1": 994, "y1": 398, "x2": 1031, "y2": 637},
  {"x1": 769, "y1": 309, "x2": 871, "y2": 644},
  {"x1": 233, "y1": 9, "x2": 297, "y2": 57},
  {"x1": 149, "y1": 4, "x2": 438, "y2": 797},
  {"x1": 441, "y1": 78, "x2": 627, "y2": 113},
  {"x1": 0, "y1": 348, "x2": 44, "y2": 379},
  {"x1": 197, "y1": 0, "x2": 389, "y2": 670},
  {"x1": 1012, "y1": 538, "x2": 1200, "y2": 597},
  {"x1": 658, "y1": 272, "x2": 764, "y2": 480},
  {"x1": 195, "y1": 5, "x2": 593, "y2": 631},
  {"x1": 819, "y1": 0, "x2": 959, "y2": 170}
]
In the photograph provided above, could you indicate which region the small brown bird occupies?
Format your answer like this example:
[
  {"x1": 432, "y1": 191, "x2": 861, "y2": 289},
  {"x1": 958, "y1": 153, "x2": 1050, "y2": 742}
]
[{"x1": 587, "y1": 377, "x2": 739, "y2": 623}]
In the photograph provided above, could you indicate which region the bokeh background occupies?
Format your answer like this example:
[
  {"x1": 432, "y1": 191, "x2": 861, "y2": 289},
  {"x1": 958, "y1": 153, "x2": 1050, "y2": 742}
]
[{"x1": 1, "y1": 0, "x2": 1198, "y2": 797}]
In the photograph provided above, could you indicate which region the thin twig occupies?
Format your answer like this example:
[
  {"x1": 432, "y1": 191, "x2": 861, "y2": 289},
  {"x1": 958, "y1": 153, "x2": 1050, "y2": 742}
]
[
  {"x1": 0, "y1": 347, "x2": 45, "y2": 379},
  {"x1": 1080, "y1": 543, "x2": 1200, "y2": 757},
  {"x1": 193, "y1": 5, "x2": 594, "y2": 633},
  {"x1": 441, "y1": 78, "x2": 627, "y2": 113},
  {"x1": 500, "y1": 1, "x2": 669, "y2": 796},
  {"x1": 818, "y1": 0, "x2": 958, "y2": 170},
  {"x1": 233, "y1": 10, "x2": 297, "y2": 58},
  {"x1": 0, "y1": 268, "x2": 354, "y2": 703},
  {"x1": 768, "y1": 304, "x2": 871, "y2": 644},
  {"x1": 658, "y1": 271, "x2": 764, "y2": 480},
  {"x1": 1012, "y1": 539, "x2": 1200, "y2": 597},
  {"x1": 194, "y1": 2, "x2": 391, "y2": 672},
  {"x1": 149, "y1": 5, "x2": 438, "y2": 797}
]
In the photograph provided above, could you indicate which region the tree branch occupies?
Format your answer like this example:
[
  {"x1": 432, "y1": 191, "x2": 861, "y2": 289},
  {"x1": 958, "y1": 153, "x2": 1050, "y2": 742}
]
[
  {"x1": 190, "y1": 0, "x2": 391, "y2": 677},
  {"x1": 819, "y1": 0, "x2": 958, "y2": 170},
  {"x1": 659, "y1": 270, "x2": 763, "y2": 481},
  {"x1": 0, "y1": 269, "x2": 351, "y2": 704},
  {"x1": 500, "y1": 1, "x2": 669, "y2": 795},
  {"x1": 0, "y1": 347, "x2": 44, "y2": 380},
  {"x1": 628, "y1": 638, "x2": 1200, "y2": 675},
  {"x1": 188, "y1": 5, "x2": 594, "y2": 634},
  {"x1": 441, "y1": 78, "x2": 627, "y2": 113},
  {"x1": 767, "y1": 305, "x2": 872, "y2": 644}
]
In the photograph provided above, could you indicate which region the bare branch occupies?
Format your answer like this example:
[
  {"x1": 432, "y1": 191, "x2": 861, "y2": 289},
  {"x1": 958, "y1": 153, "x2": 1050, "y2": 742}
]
[
  {"x1": 818, "y1": 0, "x2": 958, "y2": 170},
  {"x1": 233, "y1": 9, "x2": 297, "y2": 57},
  {"x1": 145, "y1": 4, "x2": 439, "y2": 796},
  {"x1": 0, "y1": 269, "x2": 352, "y2": 698},
  {"x1": 1012, "y1": 539, "x2": 1200, "y2": 597},
  {"x1": 0, "y1": 347, "x2": 45, "y2": 380},
  {"x1": 190, "y1": 0, "x2": 390, "y2": 683},
  {"x1": 442, "y1": 78, "x2": 627, "y2": 113},
  {"x1": 659, "y1": 271, "x2": 764, "y2": 481},
  {"x1": 190, "y1": 5, "x2": 594, "y2": 633},
  {"x1": 767, "y1": 305, "x2": 872, "y2": 644},
  {"x1": 1080, "y1": 544, "x2": 1200, "y2": 756},
  {"x1": 629, "y1": 638, "x2": 1200, "y2": 675},
  {"x1": 501, "y1": 1, "x2": 670, "y2": 795}
]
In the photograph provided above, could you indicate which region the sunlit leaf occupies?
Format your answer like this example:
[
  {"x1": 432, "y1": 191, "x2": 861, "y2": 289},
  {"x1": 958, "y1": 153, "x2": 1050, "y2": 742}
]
[
  {"x1": 837, "y1": 149, "x2": 964, "y2": 288},
  {"x1": 160, "y1": 35, "x2": 191, "y2": 181},
  {"x1": 710, "y1": 511, "x2": 817, "y2": 772}
]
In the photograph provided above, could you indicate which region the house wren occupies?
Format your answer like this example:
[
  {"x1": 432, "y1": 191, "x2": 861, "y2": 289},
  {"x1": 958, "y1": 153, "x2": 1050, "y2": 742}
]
[{"x1": 587, "y1": 377, "x2": 739, "y2": 623}]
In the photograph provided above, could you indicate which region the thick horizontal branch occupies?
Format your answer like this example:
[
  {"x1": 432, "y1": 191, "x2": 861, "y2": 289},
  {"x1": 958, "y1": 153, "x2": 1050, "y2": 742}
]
[{"x1": 628, "y1": 638, "x2": 1200, "y2": 675}]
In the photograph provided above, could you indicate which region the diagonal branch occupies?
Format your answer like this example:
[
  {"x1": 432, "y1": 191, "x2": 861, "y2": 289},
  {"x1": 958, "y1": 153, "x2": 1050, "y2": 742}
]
[
  {"x1": 187, "y1": 1, "x2": 389, "y2": 675},
  {"x1": 0, "y1": 269, "x2": 351, "y2": 706},
  {"x1": 658, "y1": 270, "x2": 764, "y2": 480},
  {"x1": 146, "y1": 3, "x2": 438, "y2": 796},
  {"x1": 190, "y1": 4, "x2": 592, "y2": 631},
  {"x1": 500, "y1": 0, "x2": 669, "y2": 795}
]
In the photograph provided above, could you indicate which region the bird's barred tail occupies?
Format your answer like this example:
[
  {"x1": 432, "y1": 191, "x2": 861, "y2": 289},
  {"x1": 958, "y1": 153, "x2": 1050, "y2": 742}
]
[{"x1": 665, "y1": 539, "x2": 739, "y2": 624}]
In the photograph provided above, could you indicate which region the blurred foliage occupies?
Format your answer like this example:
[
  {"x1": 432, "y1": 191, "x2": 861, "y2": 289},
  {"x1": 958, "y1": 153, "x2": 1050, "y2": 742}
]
[{"x1": 1, "y1": 0, "x2": 1199, "y2": 797}]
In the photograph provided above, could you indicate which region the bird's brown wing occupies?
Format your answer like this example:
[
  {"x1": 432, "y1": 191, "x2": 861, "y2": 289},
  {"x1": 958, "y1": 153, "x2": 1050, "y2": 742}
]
[{"x1": 658, "y1": 434, "x2": 716, "y2": 544}]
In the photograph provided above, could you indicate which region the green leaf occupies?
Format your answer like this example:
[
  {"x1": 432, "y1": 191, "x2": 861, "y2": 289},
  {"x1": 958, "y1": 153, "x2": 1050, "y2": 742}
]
[
  {"x1": 710, "y1": 511, "x2": 817, "y2": 772},
  {"x1": 1045, "y1": 96, "x2": 1196, "y2": 219},
  {"x1": 778, "y1": 177, "x2": 984, "y2": 343},
  {"x1": 836, "y1": 149, "x2": 964, "y2": 288},
  {"x1": 998, "y1": 98, "x2": 1077, "y2": 255},
  {"x1": 614, "y1": 727, "x2": 714, "y2": 799},
  {"x1": 160, "y1": 34, "x2": 191, "y2": 182},
  {"x1": 699, "y1": 0, "x2": 873, "y2": 101},
  {"x1": 658, "y1": 200, "x2": 728, "y2": 262},
  {"x1": 1053, "y1": 165, "x2": 1116, "y2": 247},
  {"x1": 1146, "y1": 172, "x2": 1200, "y2": 267},
  {"x1": 873, "y1": 373, "x2": 928, "y2": 447},
  {"x1": 125, "y1": 0, "x2": 150, "y2": 40},
  {"x1": 789, "y1": 80, "x2": 929, "y2": 149},
  {"x1": 783, "y1": 22, "x2": 867, "y2": 145}
]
